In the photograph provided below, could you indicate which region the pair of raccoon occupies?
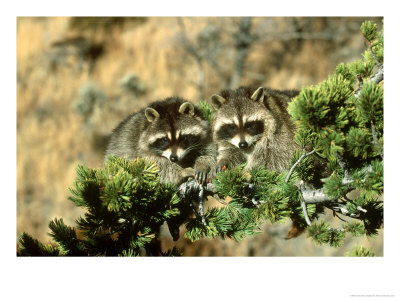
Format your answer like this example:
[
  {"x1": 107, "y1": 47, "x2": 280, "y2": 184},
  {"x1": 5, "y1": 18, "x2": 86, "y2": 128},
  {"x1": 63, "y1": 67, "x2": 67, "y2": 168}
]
[
  {"x1": 105, "y1": 87, "x2": 299, "y2": 252},
  {"x1": 105, "y1": 86, "x2": 300, "y2": 186}
]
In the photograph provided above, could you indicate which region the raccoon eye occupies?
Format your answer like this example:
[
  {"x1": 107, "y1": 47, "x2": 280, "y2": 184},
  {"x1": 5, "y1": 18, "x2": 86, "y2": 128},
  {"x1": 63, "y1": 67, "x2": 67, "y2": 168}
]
[
  {"x1": 151, "y1": 137, "x2": 170, "y2": 150},
  {"x1": 179, "y1": 134, "x2": 200, "y2": 149},
  {"x1": 245, "y1": 121, "x2": 264, "y2": 135},
  {"x1": 217, "y1": 123, "x2": 237, "y2": 139}
]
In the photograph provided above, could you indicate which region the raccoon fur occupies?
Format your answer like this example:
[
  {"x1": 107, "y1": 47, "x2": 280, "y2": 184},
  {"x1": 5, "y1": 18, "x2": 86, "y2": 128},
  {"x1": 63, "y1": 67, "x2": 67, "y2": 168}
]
[
  {"x1": 211, "y1": 86, "x2": 299, "y2": 173},
  {"x1": 105, "y1": 97, "x2": 215, "y2": 185}
]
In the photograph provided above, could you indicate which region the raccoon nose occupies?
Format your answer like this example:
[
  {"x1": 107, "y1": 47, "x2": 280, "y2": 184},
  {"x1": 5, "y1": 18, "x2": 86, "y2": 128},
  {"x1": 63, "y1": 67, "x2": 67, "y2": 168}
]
[
  {"x1": 239, "y1": 141, "x2": 248, "y2": 149},
  {"x1": 170, "y1": 155, "x2": 178, "y2": 162}
]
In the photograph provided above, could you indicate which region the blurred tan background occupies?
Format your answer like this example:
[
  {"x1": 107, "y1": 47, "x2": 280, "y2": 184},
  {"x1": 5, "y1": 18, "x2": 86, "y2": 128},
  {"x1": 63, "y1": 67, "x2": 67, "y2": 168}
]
[{"x1": 17, "y1": 16, "x2": 383, "y2": 256}]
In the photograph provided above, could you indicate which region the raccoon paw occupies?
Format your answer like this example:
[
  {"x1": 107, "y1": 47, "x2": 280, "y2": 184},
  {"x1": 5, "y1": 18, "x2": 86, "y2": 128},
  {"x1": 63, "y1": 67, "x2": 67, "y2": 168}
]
[
  {"x1": 194, "y1": 170, "x2": 206, "y2": 184},
  {"x1": 195, "y1": 169, "x2": 210, "y2": 185}
]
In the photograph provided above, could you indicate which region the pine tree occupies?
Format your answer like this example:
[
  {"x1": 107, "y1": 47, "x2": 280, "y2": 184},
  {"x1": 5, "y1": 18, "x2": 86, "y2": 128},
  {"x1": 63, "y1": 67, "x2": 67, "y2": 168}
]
[{"x1": 18, "y1": 20, "x2": 383, "y2": 256}]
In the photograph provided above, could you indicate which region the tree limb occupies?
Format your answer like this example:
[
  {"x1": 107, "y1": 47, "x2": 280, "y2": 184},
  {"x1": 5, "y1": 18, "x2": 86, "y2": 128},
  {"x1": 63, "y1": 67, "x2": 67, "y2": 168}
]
[
  {"x1": 300, "y1": 187, "x2": 334, "y2": 204},
  {"x1": 299, "y1": 183, "x2": 312, "y2": 226}
]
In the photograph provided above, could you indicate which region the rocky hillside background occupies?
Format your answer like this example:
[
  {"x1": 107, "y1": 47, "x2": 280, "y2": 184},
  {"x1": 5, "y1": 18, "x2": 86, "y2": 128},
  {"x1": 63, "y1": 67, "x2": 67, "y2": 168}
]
[{"x1": 17, "y1": 16, "x2": 383, "y2": 256}]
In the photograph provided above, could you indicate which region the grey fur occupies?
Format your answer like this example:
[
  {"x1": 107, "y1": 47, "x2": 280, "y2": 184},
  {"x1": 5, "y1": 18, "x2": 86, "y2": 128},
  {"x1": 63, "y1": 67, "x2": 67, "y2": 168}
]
[
  {"x1": 211, "y1": 86, "x2": 299, "y2": 172},
  {"x1": 105, "y1": 97, "x2": 216, "y2": 185}
]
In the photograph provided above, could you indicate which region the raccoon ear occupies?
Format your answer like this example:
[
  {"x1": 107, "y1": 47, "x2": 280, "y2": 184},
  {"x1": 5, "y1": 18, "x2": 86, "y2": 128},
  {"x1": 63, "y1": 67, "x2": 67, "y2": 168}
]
[
  {"x1": 179, "y1": 102, "x2": 195, "y2": 116},
  {"x1": 211, "y1": 94, "x2": 226, "y2": 110},
  {"x1": 145, "y1": 108, "x2": 160, "y2": 122},
  {"x1": 250, "y1": 87, "x2": 265, "y2": 102}
]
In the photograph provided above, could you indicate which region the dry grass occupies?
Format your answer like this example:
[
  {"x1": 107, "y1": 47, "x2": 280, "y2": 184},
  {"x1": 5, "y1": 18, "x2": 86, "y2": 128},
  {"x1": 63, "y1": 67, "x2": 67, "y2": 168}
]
[{"x1": 17, "y1": 16, "x2": 383, "y2": 255}]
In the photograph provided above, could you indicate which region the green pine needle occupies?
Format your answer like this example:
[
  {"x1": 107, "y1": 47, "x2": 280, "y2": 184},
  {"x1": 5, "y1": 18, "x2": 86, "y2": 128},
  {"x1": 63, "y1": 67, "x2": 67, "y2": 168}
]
[
  {"x1": 360, "y1": 21, "x2": 378, "y2": 42},
  {"x1": 196, "y1": 100, "x2": 214, "y2": 125},
  {"x1": 345, "y1": 245, "x2": 375, "y2": 257},
  {"x1": 18, "y1": 233, "x2": 62, "y2": 256}
]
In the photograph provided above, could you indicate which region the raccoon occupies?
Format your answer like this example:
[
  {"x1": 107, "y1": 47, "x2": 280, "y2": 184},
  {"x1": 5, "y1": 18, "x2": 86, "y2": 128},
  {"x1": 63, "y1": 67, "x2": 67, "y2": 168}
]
[
  {"x1": 105, "y1": 97, "x2": 215, "y2": 185},
  {"x1": 211, "y1": 86, "x2": 299, "y2": 173}
]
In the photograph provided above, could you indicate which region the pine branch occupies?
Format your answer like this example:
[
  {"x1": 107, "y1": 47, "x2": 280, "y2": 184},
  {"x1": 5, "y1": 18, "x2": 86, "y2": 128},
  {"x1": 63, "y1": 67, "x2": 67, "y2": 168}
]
[
  {"x1": 285, "y1": 149, "x2": 316, "y2": 183},
  {"x1": 369, "y1": 44, "x2": 382, "y2": 67},
  {"x1": 361, "y1": 29, "x2": 382, "y2": 67},
  {"x1": 182, "y1": 163, "x2": 375, "y2": 212},
  {"x1": 354, "y1": 64, "x2": 384, "y2": 98},
  {"x1": 197, "y1": 185, "x2": 207, "y2": 226}
]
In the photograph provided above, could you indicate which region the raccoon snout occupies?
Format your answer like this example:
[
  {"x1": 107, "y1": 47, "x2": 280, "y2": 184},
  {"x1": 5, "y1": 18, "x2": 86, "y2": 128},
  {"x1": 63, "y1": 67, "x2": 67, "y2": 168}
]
[
  {"x1": 170, "y1": 154, "x2": 179, "y2": 162},
  {"x1": 239, "y1": 141, "x2": 248, "y2": 149}
]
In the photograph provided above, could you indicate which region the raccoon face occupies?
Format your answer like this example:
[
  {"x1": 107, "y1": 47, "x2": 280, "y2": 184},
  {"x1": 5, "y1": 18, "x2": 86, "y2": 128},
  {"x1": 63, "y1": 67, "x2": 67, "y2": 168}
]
[
  {"x1": 143, "y1": 101, "x2": 210, "y2": 164},
  {"x1": 147, "y1": 131, "x2": 203, "y2": 162},
  {"x1": 214, "y1": 116, "x2": 265, "y2": 149},
  {"x1": 211, "y1": 87, "x2": 275, "y2": 150}
]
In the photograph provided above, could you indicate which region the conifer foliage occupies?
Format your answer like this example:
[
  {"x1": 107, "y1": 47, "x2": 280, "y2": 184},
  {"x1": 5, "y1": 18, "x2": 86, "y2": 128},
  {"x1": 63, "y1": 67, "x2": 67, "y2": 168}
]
[{"x1": 18, "y1": 21, "x2": 383, "y2": 256}]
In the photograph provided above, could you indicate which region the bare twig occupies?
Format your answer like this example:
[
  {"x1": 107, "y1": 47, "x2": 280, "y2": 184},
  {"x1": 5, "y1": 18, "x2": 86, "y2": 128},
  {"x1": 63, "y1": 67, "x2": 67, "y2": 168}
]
[
  {"x1": 299, "y1": 183, "x2": 312, "y2": 226},
  {"x1": 343, "y1": 195, "x2": 368, "y2": 214},
  {"x1": 329, "y1": 202, "x2": 363, "y2": 219},
  {"x1": 198, "y1": 185, "x2": 207, "y2": 226},
  {"x1": 285, "y1": 149, "x2": 316, "y2": 183},
  {"x1": 357, "y1": 206, "x2": 367, "y2": 213},
  {"x1": 300, "y1": 199, "x2": 312, "y2": 226}
]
